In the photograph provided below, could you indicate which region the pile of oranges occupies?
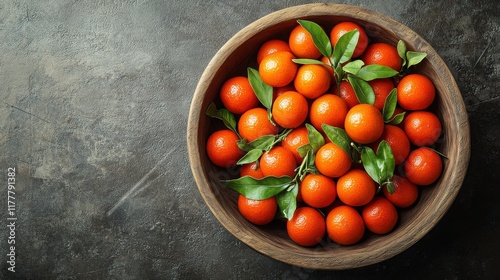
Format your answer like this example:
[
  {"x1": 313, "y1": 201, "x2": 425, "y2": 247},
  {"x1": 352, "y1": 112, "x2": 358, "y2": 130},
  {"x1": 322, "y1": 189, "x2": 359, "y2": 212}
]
[{"x1": 205, "y1": 20, "x2": 444, "y2": 247}]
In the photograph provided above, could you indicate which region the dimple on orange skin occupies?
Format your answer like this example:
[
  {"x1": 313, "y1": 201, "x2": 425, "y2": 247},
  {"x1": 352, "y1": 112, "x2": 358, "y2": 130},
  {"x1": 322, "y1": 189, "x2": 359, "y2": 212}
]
[
  {"x1": 326, "y1": 205, "x2": 365, "y2": 245},
  {"x1": 220, "y1": 76, "x2": 260, "y2": 115},
  {"x1": 271, "y1": 91, "x2": 309, "y2": 129},
  {"x1": 315, "y1": 142, "x2": 352, "y2": 178},
  {"x1": 337, "y1": 169, "x2": 376, "y2": 207},
  {"x1": 344, "y1": 104, "x2": 385, "y2": 144},
  {"x1": 294, "y1": 64, "x2": 332, "y2": 99},
  {"x1": 300, "y1": 173, "x2": 337, "y2": 208}
]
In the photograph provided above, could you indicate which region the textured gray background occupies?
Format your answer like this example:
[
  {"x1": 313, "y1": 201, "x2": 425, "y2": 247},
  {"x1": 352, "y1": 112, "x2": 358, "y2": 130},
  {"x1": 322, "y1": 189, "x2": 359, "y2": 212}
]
[{"x1": 0, "y1": 0, "x2": 499, "y2": 279}]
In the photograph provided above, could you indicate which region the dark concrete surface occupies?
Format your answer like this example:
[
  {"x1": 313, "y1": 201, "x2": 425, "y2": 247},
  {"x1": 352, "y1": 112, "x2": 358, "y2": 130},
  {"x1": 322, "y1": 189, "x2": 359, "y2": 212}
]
[{"x1": 0, "y1": 0, "x2": 498, "y2": 279}]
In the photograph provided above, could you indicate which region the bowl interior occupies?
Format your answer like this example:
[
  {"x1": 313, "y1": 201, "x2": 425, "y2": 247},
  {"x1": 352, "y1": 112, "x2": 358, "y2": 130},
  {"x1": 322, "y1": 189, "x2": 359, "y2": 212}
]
[{"x1": 187, "y1": 3, "x2": 470, "y2": 270}]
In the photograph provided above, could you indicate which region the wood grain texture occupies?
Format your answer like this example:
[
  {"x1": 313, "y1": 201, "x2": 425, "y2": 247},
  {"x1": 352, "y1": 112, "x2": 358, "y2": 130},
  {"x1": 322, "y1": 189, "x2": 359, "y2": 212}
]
[{"x1": 187, "y1": 3, "x2": 470, "y2": 270}]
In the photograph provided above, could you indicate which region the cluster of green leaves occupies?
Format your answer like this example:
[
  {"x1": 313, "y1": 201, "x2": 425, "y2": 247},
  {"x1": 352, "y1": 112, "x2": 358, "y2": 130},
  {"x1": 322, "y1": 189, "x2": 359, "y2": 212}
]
[{"x1": 206, "y1": 19, "x2": 428, "y2": 220}]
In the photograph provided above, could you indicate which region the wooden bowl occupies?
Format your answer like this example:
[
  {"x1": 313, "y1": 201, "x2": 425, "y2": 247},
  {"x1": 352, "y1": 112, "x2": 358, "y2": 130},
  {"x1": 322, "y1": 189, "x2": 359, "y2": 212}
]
[{"x1": 187, "y1": 3, "x2": 470, "y2": 270}]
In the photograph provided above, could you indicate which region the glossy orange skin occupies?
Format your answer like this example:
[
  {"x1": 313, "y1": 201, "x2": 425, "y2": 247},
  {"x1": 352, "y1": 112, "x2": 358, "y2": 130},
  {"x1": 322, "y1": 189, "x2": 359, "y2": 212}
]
[
  {"x1": 333, "y1": 80, "x2": 359, "y2": 109},
  {"x1": 403, "y1": 110, "x2": 442, "y2": 147},
  {"x1": 330, "y1": 21, "x2": 369, "y2": 58},
  {"x1": 300, "y1": 173, "x2": 337, "y2": 208},
  {"x1": 371, "y1": 125, "x2": 411, "y2": 165},
  {"x1": 240, "y1": 161, "x2": 265, "y2": 179},
  {"x1": 404, "y1": 147, "x2": 443, "y2": 186},
  {"x1": 361, "y1": 42, "x2": 402, "y2": 72},
  {"x1": 257, "y1": 39, "x2": 292, "y2": 64},
  {"x1": 287, "y1": 207, "x2": 326, "y2": 246},
  {"x1": 289, "y1": 25, "x2": 322, "y2": 59},
  {"x1": 206, "y1": 129, "x2": 244, "y2": 168},
  {"x1": 337, "y1": 169, "x2": 376, "y2": 207},
  {"x1": 294, "y1": 64, "x2": 332, "y2": 99},
  {"x1": 271, "y1": 91, "x2": 309, "y2": 129},
  {"x1": 326, "y1": 205, "x2": 365, "y2": 245},
  {"x1": 259, "y1": 146, "x2": 297, "y2": 178},
  {"x1": 315, "y1": 142, "x2": 352, "y2": 178},
  {"x1": 238, "y1": 107, "x2": 279, "y2": 142},
  {"x1": 220, "y1": 76, "x2": 260, "y2": 115},
  {"x1": 344, "y1": 104, "x2": 385, "y2": 144},
  {"x1": 259, "y1": 51, "x2": 298, "y2": 87},
  {"x1": 238, "y1": 195, "x2": 277, "y2": 225},
  {"x1": 310, "y1": 93, "x2": 349, "y2": 133},
  {"x1": 397, "y1": 74, "x2": 435, "y2": 110},
  {"x1": 383, "y1": 175, "x2": 419, "y2": 208},
  {"x1": 369, "y1": 78, "x2": 395, "y2": 111},
  {"x1": 362, "y1": 196, "x2": 398, "y2": 234},
  {"x1": 282, "y1": 126, "x2": 309, "y2": 164}
]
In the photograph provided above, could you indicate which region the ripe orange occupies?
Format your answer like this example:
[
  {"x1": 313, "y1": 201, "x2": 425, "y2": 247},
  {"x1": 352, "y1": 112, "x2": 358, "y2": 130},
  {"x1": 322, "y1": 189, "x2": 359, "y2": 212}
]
[
  {"x1": 397, "y1": 74, "x2": 435, "y2": 110},
  {"x1": 361, "y1": 42, "x2": 402, "y2": 72},
  {"x1": 371, "y1": 125, "x2": 410, "y2": 165},
  {"x1": 362, "y1": 196, "x2": 398, "y2": 234},
  {"x1": 383, "y1": 175, "x2": 419, "y2": 208},
  {"x1": 271, "y1": 91, "x2": 309, "y2": 129},
  {"x1": 315, "y1": 142, "x2": 352, "y2": 178},
  {"x1": 206, "y1": 129, "x2": 244, "y2": 168},
  {"x1": 403, "y1": 111, "x2": 442, "y2": 146},
  {"x1": 404, "y1": 147, "x2": 443, "y2": 186},
  {"x1": 288, "y1": 25, "x2": 322, "y2": 59},
  {"x1": 294, "y1": 64, "x2": 332, "y2": 99},
  {"x1": 220, "y1": 76, "x2": 260, "y2": 115},
  {"x1": 336, "y1": 169, "x2": 376, "y2": 207},
  {"x1": 259, "y1": 51, "x2": 298, "y2": 87},
  {"x1": 240, "y1": 161, "x2": 265, "y2": 179},
  {"x1": 238, "y1": 194, "x2": 277, "y2": 225},
  {"x1": 369, "y1": 78, "x2": 395, "y2": 111},
  {"x1": 238, "y1": 107, "x2": 279, "y2": 142},
  {"x1": 256, "y1": 39, "x2": 292, "y2": 64},
  {"x1": 320, "y1": 56, "x2": 335, "y2": 78},
  {"x1": 287, "y1": 206, "x2": 326, "y2": 246},
  {"x1": 330, "y1": 21, "x2": 369, "y2": 58},
  {"x1": 333, "y1": 80, "x2": 359, "y2": 109},
  {"x1": 326, "y1": 205, "x2": 365, "y2": 245},
  {"x1": 345, "y1": 104, "x2": 385, "y2": 144},
  {"x1": 259, "y1": 146, "x2": 297, "y2": 178},
  {"x1": 273, "y1": 84, "x2": 295, "y2": 101},
  {"x1": 310, "y1": 93, "x2": 349, "y2": 132},
  {"x1": 300, "y1": 173, "x2": 337, "y2": 208},
  {"x1": 282, "y1": 126, "x2": 309, "y2": 164}
]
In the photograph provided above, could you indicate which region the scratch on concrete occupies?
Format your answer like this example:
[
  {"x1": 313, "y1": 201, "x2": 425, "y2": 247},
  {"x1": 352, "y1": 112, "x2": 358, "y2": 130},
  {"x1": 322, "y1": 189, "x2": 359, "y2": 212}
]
[
  {"x1": 7, "y1": 103, "x2": 51, "y2": 123},
  {"x1": 106, "y1": 151, "x2": 170, "y2": 216},
  {"x1": 472, "y1": 38, "x2": 490, "y2": 69}
]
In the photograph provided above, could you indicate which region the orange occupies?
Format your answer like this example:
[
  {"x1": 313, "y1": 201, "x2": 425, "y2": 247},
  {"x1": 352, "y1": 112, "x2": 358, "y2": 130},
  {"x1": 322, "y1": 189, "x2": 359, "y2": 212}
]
[
  {"x1": 315, "y1": 142, "x2": 352, "y2": 178},
  {"x1": 294, "y1": 64, "x2": 332, "y2": 99},
  {"x1": 320, "y1": 56, "x2": 335, "y2": 78},
  {"x1": 238, "y1": 107, "x2": 279, "y2": 142},
  {"x1": 259, "y1": 146, "x2": 297, "y2": 178},
  {"x1": 336, "y1": 169, "x2": 376, "y2": 207},
  {"x1": 397, "y1": 74, "x2": 435, "y2": 110},
  {"x1": 309, "y1": 93, "x2": 349, "y2": 132},
  {"x1": 369, "y1": 78, "x2": 395, "y2": 111},
  {"x1": 371, "y1": 125, "x2": 410, "y2": 165},
  {"x1": 362, "y1": 196, "x2": 398, "y2": 234},
  {"x1": 273, "y1": 84, "x2": 295, "y2": 101},
  {"x1": 238, "y1": 194, "x2": 277, "y2": 225},
  {"x1": 220, "y1": 76, "x2": 260, "y2": 115},
  {"x1": 240, "y1": 161, "x2": 265, "y2": 179},
  {"x1": 206, "y1": 129, "x2": 244, "y2": 168},
  {"x1": 382, "y1": 175, "x2": 419, "y2": 208},
  {"x1": 330, "y1": 21, "x2": 369, "y2": 58},
  {"x1": 288, "y1": 25, "x2": 322, "y2": 59},
  {"x1": 333, "y1": 80, "x2": 359, "y2": 109},
  {"x1": 256, "y1": 39, "x2": 292, "y2": 64},
  {"x1": 271, "y1": 91, "x2": 309, "y2": 129},
  {"x1": 344, "y1": 104, "x2": 385, "y2": 144},
  {"x1": 361, "y1": 42, "x2": 402, "y2": 72},
  {"x1": 287, "y1": 206, "x2": 326, "y2": 246},
  {"x1": 300, "y1": 173, "x2": 337, "y2": 208},
  {"x1": 404, "y1": 147, "x2": 443, "y2": 186},
  {"x1": 326, "y1": 205, "x2": 365, "y2": 245},
  {"x1": 259, "y1": 51, "x2": 298, "y2": 87},
  {"x1": 282, "y1": 126, "x2": 309, "y2": 164},
  {"x1": 403, "y1": 111, "x2": 442, "y2": 146}
]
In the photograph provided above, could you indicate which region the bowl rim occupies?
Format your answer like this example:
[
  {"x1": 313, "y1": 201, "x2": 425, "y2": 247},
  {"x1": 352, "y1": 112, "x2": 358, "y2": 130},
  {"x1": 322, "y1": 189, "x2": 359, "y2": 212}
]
[{"x1": 187, "y1": 3, "x2": 470, "y2": 270}]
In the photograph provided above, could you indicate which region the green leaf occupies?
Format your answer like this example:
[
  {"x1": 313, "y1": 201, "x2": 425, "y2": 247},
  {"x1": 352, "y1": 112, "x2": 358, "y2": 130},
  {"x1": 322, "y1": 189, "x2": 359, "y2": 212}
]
[
  {"x1": 347, "y1": 75, "x2": 375, "y2": 105},
  {"x1": 361, "y1": 146, "x2": 381, "y2": 183},
  {"x1": 342, "y1": 60, "x2": 364, "y2": 75},
  {"x1": 276, "y1": 183, "x2": 298, "y2": 220},
  {"x1": 382, "y1": 88, "x2": 398, "y2": 122},
  {"x1": 322, "y1": 124, "x2": 353, "y2": 160},
  {"x1": 406, "y1": 51, "x2": 427, "y2": 68},
  {"x1": 222, "y1": 175, "x2": 293, "y2": 200},
  {"x1": 332, "y1": 30, "x2": 359, "y2": 66},
  {"x1": 247, "y1": 67, "x2": 273, "y2": 110},
  {"x1": 305, "y1": 123, "x2": 325, "y2": 152},
  {"x1": 297, "y1": 144, "x2": 312, "y2": 158},
  {"x1": 297, "y1": 20, "x2": 333, "y2": 58},
  {"x1": 237, "y1": 149, "x2": 263, "y2": 165},
  {"x1": 206, "y1": 103, "x2": 239, "y2": 135},
  {"x1": 387, "y1": 112, "x2": 405, "y2": 125},
  {"x1": 385, "y1": 181, "x2": 395, "y2": 194},
  {"x1": 397, "y1": 40, "x2": 407, "y2": 67},
  {"x1": 292, "y1": 58, "x2": 326, "y2": 65},
  {"x1": 237, "y1": 135, "x2": 275, "y2": 152},
  {"x1": 377, "y1": 140, "x2": 395, "y2": 181},
  {"x1": 355, "y1": 65, "x2": 399, "y2": 81}
]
